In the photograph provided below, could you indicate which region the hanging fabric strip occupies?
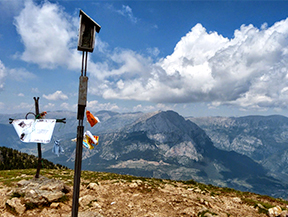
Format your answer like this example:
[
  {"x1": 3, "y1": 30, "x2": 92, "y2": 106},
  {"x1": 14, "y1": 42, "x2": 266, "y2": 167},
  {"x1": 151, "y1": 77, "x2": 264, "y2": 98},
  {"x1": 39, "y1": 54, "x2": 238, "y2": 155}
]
[
  {"x1": 86, "y1": 110, "x2": 100, "y2": 127},
  {"x1": 12, "y1": 119, "x2": 56, "y2": 143},
  {"x1": 52, "y1": 140, "x2": 64, "y2": 156},
  {"x1": 72, "y1": 130, "x2": 99, "y2": 149}
]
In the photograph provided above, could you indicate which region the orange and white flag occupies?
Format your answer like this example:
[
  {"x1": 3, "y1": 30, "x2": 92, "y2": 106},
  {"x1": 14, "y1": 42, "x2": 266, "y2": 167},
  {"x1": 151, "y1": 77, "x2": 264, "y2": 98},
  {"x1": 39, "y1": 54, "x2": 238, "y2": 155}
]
[{"x1": 86, "y1": 110, "x2": 100, "y2": 127}]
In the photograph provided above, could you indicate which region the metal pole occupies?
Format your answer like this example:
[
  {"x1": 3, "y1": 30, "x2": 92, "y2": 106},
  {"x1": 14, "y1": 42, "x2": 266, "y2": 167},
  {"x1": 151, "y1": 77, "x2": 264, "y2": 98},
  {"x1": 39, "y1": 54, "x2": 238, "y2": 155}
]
[
  {"x1": 72, "y1": 9, "x2": 100, "y2": 215},
  {"x1": 84, "y1": 51, "x2": 88, "y2": 76},
  {"x1": 81, "y1": 51, "x2": 84, "y2": 76},
  {"x1": 72, "y1": 123, "x2": 84, "y2": 216},
  {"x1": 34, "y1": 97, "x2": 42, "y2": 178},
  {"x1": 72, "y1": 51, "x2": 88, "y2": 217}
]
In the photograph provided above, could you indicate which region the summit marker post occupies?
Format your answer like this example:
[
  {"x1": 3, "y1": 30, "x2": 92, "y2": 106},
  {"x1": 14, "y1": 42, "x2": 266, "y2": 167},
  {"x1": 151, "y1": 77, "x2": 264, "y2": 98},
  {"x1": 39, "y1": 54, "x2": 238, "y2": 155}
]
[{"x1": 72, "y1": 10, "x2": 101, "y2": 217}]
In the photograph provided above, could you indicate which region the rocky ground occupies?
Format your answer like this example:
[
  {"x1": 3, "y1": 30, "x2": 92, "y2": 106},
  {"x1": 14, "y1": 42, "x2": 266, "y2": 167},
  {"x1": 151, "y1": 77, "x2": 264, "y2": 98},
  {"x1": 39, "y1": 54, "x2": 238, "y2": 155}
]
[{"x1": 0, "y1": 169, "x2": 288, "y2": 217}]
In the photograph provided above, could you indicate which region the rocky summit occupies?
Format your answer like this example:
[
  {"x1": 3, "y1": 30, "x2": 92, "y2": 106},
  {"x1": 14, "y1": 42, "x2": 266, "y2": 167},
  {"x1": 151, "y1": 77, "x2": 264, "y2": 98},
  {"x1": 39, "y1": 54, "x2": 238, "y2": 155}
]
[{"x1": 0, "y1": 169, "x2": 288, "y2": 217}]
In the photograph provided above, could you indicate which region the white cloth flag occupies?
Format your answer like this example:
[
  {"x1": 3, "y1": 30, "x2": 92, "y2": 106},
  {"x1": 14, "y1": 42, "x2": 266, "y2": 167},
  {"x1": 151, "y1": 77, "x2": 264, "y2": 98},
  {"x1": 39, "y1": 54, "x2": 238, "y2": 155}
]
[{"x1": 12, "y1": 119, "x2": 56, "y2": 144}]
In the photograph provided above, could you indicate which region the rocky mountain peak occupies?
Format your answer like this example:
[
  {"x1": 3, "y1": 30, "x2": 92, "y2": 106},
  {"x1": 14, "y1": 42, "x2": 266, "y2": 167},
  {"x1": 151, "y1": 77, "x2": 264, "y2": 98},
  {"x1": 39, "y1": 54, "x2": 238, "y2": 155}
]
[{"x1": 126, "y1": 110, "x2": 197, "y2": 135}]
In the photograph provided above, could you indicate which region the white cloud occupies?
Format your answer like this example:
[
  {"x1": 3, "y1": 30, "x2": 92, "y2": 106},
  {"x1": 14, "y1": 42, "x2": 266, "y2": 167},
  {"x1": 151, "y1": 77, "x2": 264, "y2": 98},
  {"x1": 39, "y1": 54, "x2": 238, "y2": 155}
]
[
  {"x1": 89, "y1": 48, "x2": 154, "y2": 101},
  {"x1": 8, "y1": 68, "x2": 36, "y2": 81},
  {"x1": 14, "y1": 102, "x2": 33, "y2": 111},
  {"x1": 43, "y1": 102, "x2": 55, "y2": 110},
  {"x1": 31, "y1": 87, "x2": 39, "y2": 93},
  {"x1": 133, "y1": 104, "x2": 143, "y2": 111},
  {"x1": 43, "y1": 91, "x2": 68, "y2": 101},
  {"x1": 133, "y1": 104, "x2": 154, "y2": 112},
  {"x1": 88, "y1": 18, "x2": 288, "y2": 111},
  {"x1": 12, "y1": 1, "x2": 288, "y2": 112},
  {"x1": 60, "y1": 102, "x2": 77, "y2": 111},
  {"x1": 0, "y1": 102, "x2": 4, "y2": 110},
  {"x1": 0, "y1": 0, "x2": 25, "y2": 17},
  {"x1": 87, "y1": 100, "x2": 119, "y2": 111},
  {"x1": 0, "y1": 60, "x2": 35, "y2": 90},
  {"x1": 156, "y1": 103, "x2": 176, "y2": 111},
  {"x1": 147, "y1": 47, "x2": 160, "y2": 57},
  {"x1": 117, "y1": 5, "x2": 138, "y2": 23},
  {"x1": 18, "y1": 93, "x2": 24, "y2": 97},
  {"x1": 14, "y1": 0, "x2": 80, "y2": 69},
  {"x1": 60, "y1": 102, "x2": 69, "y2": 109},
  {"x1": 0, "y1": 60, "x2": 6, "y2": 90}
]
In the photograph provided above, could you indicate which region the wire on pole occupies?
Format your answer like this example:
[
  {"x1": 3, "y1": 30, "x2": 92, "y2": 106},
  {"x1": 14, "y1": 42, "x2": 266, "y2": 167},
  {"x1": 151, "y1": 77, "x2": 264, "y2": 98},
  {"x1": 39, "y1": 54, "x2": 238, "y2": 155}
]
[
  {"x1": 81, "y1": 51, "x2": 84, "y2": 76},
  {"x1": 84, "y1": 51, "x2": 88, "y2": 77}
]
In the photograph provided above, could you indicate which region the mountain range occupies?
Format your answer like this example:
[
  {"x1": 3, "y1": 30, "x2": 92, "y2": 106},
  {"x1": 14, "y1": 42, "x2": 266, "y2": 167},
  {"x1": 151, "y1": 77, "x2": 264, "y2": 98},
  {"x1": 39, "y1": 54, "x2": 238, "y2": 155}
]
[
  {"x1": 1, "y1": 110, "x2": 288, "y2": 198},
  {"x1": 189, "y1": 115, "x2": 288, "y2": 185}
]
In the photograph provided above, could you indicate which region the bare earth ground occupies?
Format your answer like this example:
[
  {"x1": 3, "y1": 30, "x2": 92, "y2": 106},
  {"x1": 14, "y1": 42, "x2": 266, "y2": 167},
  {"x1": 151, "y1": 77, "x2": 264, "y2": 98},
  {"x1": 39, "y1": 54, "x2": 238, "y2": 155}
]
[{"x1": 0, "y1": 169, "x2": 287, "y2": 217}]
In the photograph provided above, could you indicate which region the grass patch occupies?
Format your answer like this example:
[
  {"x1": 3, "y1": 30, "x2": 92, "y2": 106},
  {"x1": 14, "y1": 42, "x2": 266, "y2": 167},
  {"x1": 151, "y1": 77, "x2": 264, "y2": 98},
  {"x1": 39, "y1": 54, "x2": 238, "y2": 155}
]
[
  {"x1": 5, "y1": 203, "x2": 18, "y2": 215},
  {"x1": 241, "y1": 198, "x2": 274, "y2": 214},
  {"x1": 241, "y1": 198, "x2": 273, "y2": 209},
  {"x1": 56, "y1": 195, "x2": 69, "y2": 203},
  {"x1": 80, "y1": 170, "x2": 166, "y2": 190},
  {"x1": 198, "y1": 210, "x2": 217, "y2": 216},
  {"x1": 182, "y1": 179, "x2": 197, "y2": 185},
  {"x1": 0, "y1": 169, "x2": 35, "y2": 186},
  {"x1": 88, "y1": 199, "x2": 98, "y2": 207},
  {"x1": 11, "y1": 192, "x2": 25, "y2": 198},
  {"x1": 25, "y1": 202, "x2": 38, "y2": 210},
  {"x1": 210, "y1": 191, "x2": 219, "y2": 197}
]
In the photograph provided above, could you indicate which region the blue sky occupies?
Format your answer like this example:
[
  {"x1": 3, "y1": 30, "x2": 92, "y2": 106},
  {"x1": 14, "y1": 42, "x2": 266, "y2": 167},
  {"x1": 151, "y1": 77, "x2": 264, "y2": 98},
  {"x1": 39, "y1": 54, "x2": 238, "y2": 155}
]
[{"x1": 1, "y1": 0, "x2": 288, "y2": 117}]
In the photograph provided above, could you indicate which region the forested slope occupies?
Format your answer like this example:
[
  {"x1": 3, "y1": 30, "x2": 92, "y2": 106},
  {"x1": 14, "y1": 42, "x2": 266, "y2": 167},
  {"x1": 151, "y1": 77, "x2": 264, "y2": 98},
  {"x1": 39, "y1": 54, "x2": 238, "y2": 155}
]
[{"x1": 0, "y1": 146, "x2": 67, "y2": 170}]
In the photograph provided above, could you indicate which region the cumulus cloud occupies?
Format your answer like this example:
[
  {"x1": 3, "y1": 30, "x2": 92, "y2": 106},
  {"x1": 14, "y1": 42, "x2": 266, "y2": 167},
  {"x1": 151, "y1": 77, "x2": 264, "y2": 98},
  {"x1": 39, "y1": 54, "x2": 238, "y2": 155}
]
[
  {"x1": 89, "y1": 48, "x2": 154, "y2": 100},
  {"x1": 0, "y1": 60, "x2": 6, "y2": 90},
  {"x1": 0, "y1": 102, "x2": 4, "y2": 110},
  {"x1": 8, "y1": 68, "x2": 36, "y2": 81},
  {"x1": 88, "y1": 19, "x2": 288, "y2": 111},
  {"x1": 87, "y1": 100, "x2": 119, "y2": 111},
  {"x1": 13, "y1": 102, "x2": 33, "y2": 111},
  {"x1": 31, "y1": 87, "x2": 39, "y2": 93},
  {"x1": 117, "y1": 5, "x2": 138, "y2": 23},
  {"x1": 43, "y1": 91, "x2": 68, "y2": 101},
  {"x1": 0, "y1": 60, "x2": 7, "y2": 90},
  {"x1": 0, "y1": 0, "x2": 25, "y2": 17},
  {"x1": 14, "y1": 0, "x2": 80, "y2": 69},
  {"x1": 0, "y1": 60, "x2": 34, "y2": 89},
  {"x1": 60, "y1": 102, "x2": 70, "y2": 110},
  {"x1": 13, "y1": 1, "x2": 288, "y2": 111},
  {"x1": 43, "y1": 102, "x2": 55, "y2": 110},
  {"x1": 132, "y1": 103, "x2": 175, "y2": 113}
]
